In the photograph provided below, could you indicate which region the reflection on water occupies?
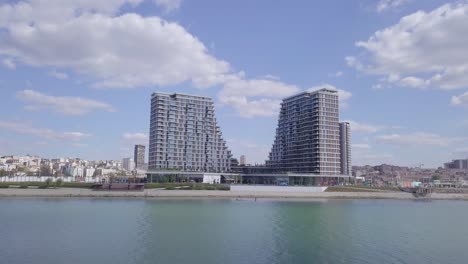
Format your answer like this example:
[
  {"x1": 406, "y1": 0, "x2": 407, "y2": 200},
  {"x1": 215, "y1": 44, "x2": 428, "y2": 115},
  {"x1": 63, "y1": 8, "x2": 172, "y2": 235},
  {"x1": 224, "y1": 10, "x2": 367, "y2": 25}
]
[{"x1": 1, "y1": 198, "x2": 468, "y2": 264}]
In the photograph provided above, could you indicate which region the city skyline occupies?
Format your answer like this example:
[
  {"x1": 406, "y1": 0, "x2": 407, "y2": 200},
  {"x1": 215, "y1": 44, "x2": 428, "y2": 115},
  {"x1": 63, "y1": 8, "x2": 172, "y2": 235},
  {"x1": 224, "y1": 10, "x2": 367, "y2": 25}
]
[{"x1": 1, "y1": 0, "x2": 468, "y2": 167}]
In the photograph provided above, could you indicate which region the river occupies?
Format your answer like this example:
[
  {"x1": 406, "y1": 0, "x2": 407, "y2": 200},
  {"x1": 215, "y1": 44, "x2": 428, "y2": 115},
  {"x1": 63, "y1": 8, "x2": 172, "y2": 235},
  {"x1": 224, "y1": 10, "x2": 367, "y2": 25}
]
[{"x1": 1, "y1": 198, "x2": 467, "y2": 264}]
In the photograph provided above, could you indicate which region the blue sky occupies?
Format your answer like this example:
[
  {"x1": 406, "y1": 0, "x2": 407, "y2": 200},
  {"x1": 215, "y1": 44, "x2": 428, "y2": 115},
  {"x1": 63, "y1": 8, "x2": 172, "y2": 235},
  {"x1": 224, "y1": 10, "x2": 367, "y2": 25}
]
[{"x1": 1, "y1": 0, "x2": 468, "y2": 168}]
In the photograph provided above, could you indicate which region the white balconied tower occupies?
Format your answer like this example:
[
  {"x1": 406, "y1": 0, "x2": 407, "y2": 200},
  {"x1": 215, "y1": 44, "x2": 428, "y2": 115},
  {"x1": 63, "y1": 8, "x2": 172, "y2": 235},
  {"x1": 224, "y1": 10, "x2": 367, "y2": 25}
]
[
  {"x1": 268, "y1": 88, "x2": 342, "y2": 175},
  {"x1": 148, "y1": 93, "x2": 231, "y2": 173}
]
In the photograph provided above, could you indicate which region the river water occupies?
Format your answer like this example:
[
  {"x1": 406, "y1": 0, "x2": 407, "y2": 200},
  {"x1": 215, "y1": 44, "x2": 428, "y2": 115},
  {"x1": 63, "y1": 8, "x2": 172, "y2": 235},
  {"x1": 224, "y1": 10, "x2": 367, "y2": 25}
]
[{"x1": 1, "y1": 198, "x2": 467, "y2": 264}]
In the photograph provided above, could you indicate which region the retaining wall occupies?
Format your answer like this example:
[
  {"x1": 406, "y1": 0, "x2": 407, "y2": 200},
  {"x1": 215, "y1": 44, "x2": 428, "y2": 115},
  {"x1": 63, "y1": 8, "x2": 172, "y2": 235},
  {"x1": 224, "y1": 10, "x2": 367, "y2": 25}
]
[{"x1": 230, "y1": 185, "x2": 327, "y2": 193}]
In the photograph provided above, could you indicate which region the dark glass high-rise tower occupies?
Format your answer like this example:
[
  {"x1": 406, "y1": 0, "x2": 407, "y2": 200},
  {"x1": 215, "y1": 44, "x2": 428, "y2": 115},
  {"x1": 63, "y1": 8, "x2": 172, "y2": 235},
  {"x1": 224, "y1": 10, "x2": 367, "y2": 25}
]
[{"x1": 134, "y1": 144, "x2": 145, "y2": 169}]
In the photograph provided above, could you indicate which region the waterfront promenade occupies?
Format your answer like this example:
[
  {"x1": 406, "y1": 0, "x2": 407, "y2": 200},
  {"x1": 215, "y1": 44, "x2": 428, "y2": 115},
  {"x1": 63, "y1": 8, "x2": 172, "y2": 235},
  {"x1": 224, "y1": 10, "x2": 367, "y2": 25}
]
[{"x1": 1, "y1": 188, "x2": 468, "y2": 200}]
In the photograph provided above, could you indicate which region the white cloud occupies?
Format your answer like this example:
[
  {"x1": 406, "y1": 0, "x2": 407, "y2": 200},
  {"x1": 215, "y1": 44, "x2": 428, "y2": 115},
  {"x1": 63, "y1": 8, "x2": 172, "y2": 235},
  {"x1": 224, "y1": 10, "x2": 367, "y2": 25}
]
[
  {"x1": 350, "y1": 3, "x2": 468, "y2": 90},
  {"x1": 329, "y1": 71, "x2": 343, "y2": 77},
  {"x1": 0, "y1": 1, "x2": 229, "y2": 89},
  {"x1": 122, "y1": 133, "x2": 148, "y2": 141},
  {"x1": 345, "y1": 120, "x2": 382, "y2": 133},
  {"x1": 0, "y1": 0, "x2": 347, "y2": 119},
  {"x1": 345, "y1": 56, "x2": 364, "y2": 71},
  {"x1": 219, "y1": 82, "x2": 353, "y2": 118},
  {"x1": 154, "y1": 0, "x2": 181, "y2": 12},
  {"x1": 451, "y1": 91, "x2": 468, "y2": 106},
  {"x1": 48, "y1": 70, "x2": 68, "y2": 80},
  {"x1": 398, "y1": 76, "x2": 427, "y2": 88},
  {"x1": 0, "y1": 121, "x2": 90, "y2": 141},
  {"x1": 376, "y1": 0, "x2": 409, "y2": 12},
  {"x1": 376, "y1": 132, "x2": 463, "y2": 147},
  {"x1": 0, "y1": 0, "x2": 143, "y2": 25},
  {"x1": 261, "y1": 74, "x2": 281, "y2": 81},
  {"x1": 2, "y1": 58, "x2": 15, "y2": 69},
  {"x1": 220, "y1": 97, "x2": 283, "y2": 118},
  {"x1": 222, "y1": 75, "x2": 299, "y2": 99},
  {"x1": 218, "y1": 75, "x2": 300, "y2": 117},
  {"x1": 17, "y1": 90, "x2": 115, "y2": 115}
]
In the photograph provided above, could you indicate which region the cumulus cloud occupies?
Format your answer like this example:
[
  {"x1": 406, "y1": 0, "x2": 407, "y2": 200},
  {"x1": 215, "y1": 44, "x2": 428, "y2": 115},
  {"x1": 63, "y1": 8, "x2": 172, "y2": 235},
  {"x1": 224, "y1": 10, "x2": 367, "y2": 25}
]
[
  {"x1": 154, "y1": 0, "x2": 182, "y2": 12},
  {"x1": 376, "y1": 132, "x2": 463, "y2": 147},
  {"x1": 0, "y1": 121, "x2": 90, "y2": 141},
  {"x1": 219, "y1": 81, "x2": 353, "y2": 118},
  {"x1": 349, "y1": 3, "x2": 468, "y2": 90},
  {"x1": 218, "y1": 75, "x2": 300, "y2": 117},
  {"x1": 376, "y1": 0, "x2": 409, "y2": 12},
  {"x1": 16, "y1": 90, "x2": 115, "y2": 115},
  {"x1": 0, "y1": 1, "x2": 349, "y2": 119},
  {"x1": 0, "y1": 1, "x2": 229, "y2": 89},
  {"x1": 451, "y1": 91, "x2": 468, "y2": 106}
]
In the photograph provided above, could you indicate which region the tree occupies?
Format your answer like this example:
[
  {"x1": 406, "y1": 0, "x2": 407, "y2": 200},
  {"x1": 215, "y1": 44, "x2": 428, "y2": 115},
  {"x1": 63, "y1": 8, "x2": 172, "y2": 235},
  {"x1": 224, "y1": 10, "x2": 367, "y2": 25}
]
[
  {"x1": 44, "y1": 178, "x2": 53, "y2": 187},
  {"x1": 432, "y1": 175, "x2": 442, "y2": 181},
  {"x1": 55, "y1": 178, "x2": 63, "y2": 188},
  {"x1": 40, "y1": 165, "x2": 51, "y2": 176}
]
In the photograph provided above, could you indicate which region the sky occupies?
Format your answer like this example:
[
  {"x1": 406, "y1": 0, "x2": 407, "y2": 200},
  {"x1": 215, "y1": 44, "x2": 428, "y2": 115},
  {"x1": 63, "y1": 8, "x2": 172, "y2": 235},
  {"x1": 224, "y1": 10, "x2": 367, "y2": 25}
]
[{"x1": 1, "y1": 0, "x2": 468, "y2": 168}]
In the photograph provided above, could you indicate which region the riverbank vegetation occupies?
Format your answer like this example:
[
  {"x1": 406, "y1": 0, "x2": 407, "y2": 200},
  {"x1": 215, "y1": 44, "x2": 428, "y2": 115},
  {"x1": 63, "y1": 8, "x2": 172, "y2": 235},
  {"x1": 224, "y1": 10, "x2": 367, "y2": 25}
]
[
  {"x1": 0, "y1": 182, "x2": 230, "y2": 190},
  {"x1": 0, "y1": 182, "x2": 95, "y2": 189},
  {"x1": 145, "y1": 183, "x2": 230, "y2": 191},
  {"x1": 326, "y1": 186, "x2": 401, "y2": 192}
]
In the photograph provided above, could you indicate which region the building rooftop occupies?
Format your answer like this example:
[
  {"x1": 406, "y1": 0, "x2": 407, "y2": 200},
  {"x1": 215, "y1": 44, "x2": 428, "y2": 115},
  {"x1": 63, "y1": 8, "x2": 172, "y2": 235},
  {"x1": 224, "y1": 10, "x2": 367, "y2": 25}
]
[
  {"x1": 151, "y1": 92, "x2": 212, "y2": 100},
  {"x1": 283, "y1": 88, "x2": 338, "y2": 101}
]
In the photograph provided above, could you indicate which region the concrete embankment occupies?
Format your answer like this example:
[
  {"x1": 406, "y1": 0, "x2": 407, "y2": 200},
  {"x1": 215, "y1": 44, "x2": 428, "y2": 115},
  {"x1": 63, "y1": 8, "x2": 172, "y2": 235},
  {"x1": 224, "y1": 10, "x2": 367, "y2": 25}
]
[{"x1": 1, "y1": 188, "x2": 468, "y2": 200}]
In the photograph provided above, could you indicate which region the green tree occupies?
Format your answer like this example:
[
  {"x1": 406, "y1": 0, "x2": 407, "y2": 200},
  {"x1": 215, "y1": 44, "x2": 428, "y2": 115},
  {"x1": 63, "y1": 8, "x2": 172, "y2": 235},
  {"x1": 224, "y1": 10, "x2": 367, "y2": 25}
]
[
  {"x1": 432, "y1": 175, "x2": 442, "y2": 181},
  {"x1": 55, "y1": 178, "x2": 63, "y2": 188},
  {"x1": 44, "y1": 178, "x2": 53, "y2": 187}
]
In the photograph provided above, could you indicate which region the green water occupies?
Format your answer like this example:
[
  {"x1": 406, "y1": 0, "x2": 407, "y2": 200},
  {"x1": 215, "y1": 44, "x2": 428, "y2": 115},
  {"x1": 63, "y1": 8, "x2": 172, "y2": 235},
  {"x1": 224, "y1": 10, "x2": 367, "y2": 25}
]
[{"x1": 1, "y1": 198, "x2": 467, "y2": 264}]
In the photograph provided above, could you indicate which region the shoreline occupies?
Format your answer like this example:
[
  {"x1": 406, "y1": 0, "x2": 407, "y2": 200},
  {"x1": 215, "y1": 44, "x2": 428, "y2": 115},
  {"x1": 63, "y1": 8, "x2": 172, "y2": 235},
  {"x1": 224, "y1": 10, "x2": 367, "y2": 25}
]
[{"x1": 1, "y1": 188, "x2": 468, "y2": 200}]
